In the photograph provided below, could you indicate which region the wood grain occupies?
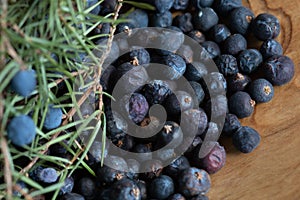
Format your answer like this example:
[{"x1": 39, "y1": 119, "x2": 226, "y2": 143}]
[{"x1": 208, "y1": 0, "x2": 300, "y2": 199}]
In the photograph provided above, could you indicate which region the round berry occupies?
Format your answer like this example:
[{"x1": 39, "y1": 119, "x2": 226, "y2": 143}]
[
  {"x1": 229, "y1": 91, "x2": 255, "y2": 119},
  {"x1": 201, "y1": 41, "x2": 221, "y2": 59},
  {"x1": 222, "y1": 34, "x2": 247, "y2": 55},
  {"x1": 227, "y1": 73, "x2": 251, "y2": 94},
  {"x1": 238, "y1": 49, "x2": 263, "y2": 74},
  {"x1": 229, "y1": 6, "x2": 255, "y2": 35},
  {"x1": 150, "y1": 175, "x2": 174, "y2": 199},
  {"x1": 260, "y1": 39, "x2": 283, "y2": 60},
  {"x1": 251, "y1": 13, "x2": 281, "y2": 40},
  {"x1": 173, "y1": 13, "x2": 194, "y2": 33},
  {"x1": 248, "y1": 78, "x2": 274, "y2": 103},
  {"x1": 11, "y1": 69, "x2": 36, "y2": 97},
  {"x1": 110, "y1": 178, "x2": 141, "y2": 200},
  {"x1": 7, "y1": 115, "x2": 36, "y2": 147},
  {"x1": 209, "y1": 24, "x2": 231, "y2": 43},
  {"x1": 43, "y1": 104, "x2": 63, "y2": 130},
  {"x1": 262, "y1": 55, "x2": 295, "y2": 86},
  {"x1": 193, "y1": 8, "x2": 219, "y2": 32},
  {"x1": 232, "y1": 126, "x2": 261, "y2": 153}
]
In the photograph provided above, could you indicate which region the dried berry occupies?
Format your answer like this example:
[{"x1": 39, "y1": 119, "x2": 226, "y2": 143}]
[
  {"x1": 229, "y1": 91, "x2": 255, "y2": 119},
  {"x1": 150, "y1": 175, "x2": 174, "y2": 199},
  {"x1": 251, "y1": 13, "x2": 280, "y2": 41},
  {"x1": 232, "y1": 126, "x2": 261, "y2": 153},
  {"x1": 227, "y1": 73, "x2": 251, "y2": 94},
  {"x1": 222, "y1": 113, "x2": 241, "y2": 136},
  {"x1": 248, "y1": 78, "x2": 274, "y2": 103},
  {"x1": 238, "y1": 49, "x2": 263, "y2": 74}
]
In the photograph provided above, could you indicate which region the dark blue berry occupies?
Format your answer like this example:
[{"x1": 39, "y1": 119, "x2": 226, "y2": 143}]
[
  {"x1": 164, "y1": 90, "x2": 194, "y2": 117},
  {"x1": 215, "y1": 54, "x2": 239, "y2": 76},
  {"x1": 222, "y1": 34, "x2": 247, "y2": 55},
  {"x1": 262, "y1": 55, "x2": 295, "y2": 86},
  {"x1": 229, "y1": 91, "x2": 255, "y2": 119},
  {"x1": 142, "y1": 80, "x2": 172, "y2": 105},
  {"x1": 190, "y1": 195, "x2": 209, "y2": 200},
  {"x1": 128, "y1": 9, "x2": 149, "y2": 28},
  {"x1": 184, "y1": 62, "x2": 208, "y2": 82},
  {"x1": 100, "y1": 65, "x2": 116, "y2": 92},
  {"x1": 251, "y1": 13, "x2": 280, "y2": 41},
  {"x1": 43, "y1": 104, "x2": 63, "y2": 130},
  {"x1": 78, "y1": 177, "x2": 96, "y2": 199},
  {"x1": 140, "y1": 159, "x2": 163, "y2": 180},
  {"x1": 188, "y1": 30, "x2": 206, "y2": 44},
  {"x1": 205, "y1": 94, "x2": 228, "y2": 119},
  {"x1": 13, "y1": 181, "x2": 27, "y2": 197},
  {"x1": 126, "y1": 159, "x2": 140, "y2": 180},
  {"x1": 173, "y1": 0, "x2": 189, "y2": 10},
  {"x1": 132, "y1": 143, "x2": 152, "y2": 162},
  {"x1": 106, "y1": 110, "x2": 128, "y2": 143},
  {"x1": 129, "y1": 47, "x2": 151, "y2": 66},
  {"x1": 178, "y1": 167, "x2": 211, "y2": 197},
  {"x1": 59, "y1": 177, "x2": 74, "y2": 195},
  {"x1": 232, "y1": 126, "x2": 261, "y2": 153},
  {"x1": 110, "y1": 178, "x2": 141, "y2": 200},
  {"x1": 163, "y1": 54, "x2": 187, "y2": 80},
  {"x1": 238, "y1": 49, "x2": 263, "y2": 74},
  {"x1": 37, "y1": 167, "x2": 58, "y2": 183},
  {"x1": 248, "y1": 78, "x2": 274, "y2": 103},
  {"x1": 136, "y1": 180, "x2": 147, "y2": 200},
  {"x1": 173, "y1": 13, "x2": 194, "y2": 33},
  {"x1": 154, "y1": 0, "x2": 174, "y2": 13},
  {"x1": 227, "y1": 73, "x2": 251, "y2": 94},
  {"x1": 193, "y1": 8, "x2": 219, "y2": 32},
  {"x1": 260, "y1": 39, "x2": 283, "y2": 60},
  {"x1": 155, "y1": 121, "x2": 183, "y2": 149},
  {"x1": 222, "y1": 113, "x2": 241, "y2": 136},
  {"x1": 150, "y1": 175, "x2": 174, "y2": 199},
  {"x1": 7, "y1": 115, "x2": 36, "y2": 147},
  {"x1": 209, "y1": 24, "x2": 231, "y2": 44},
  {"x1": 11, "y1": 69, "x2": 36, "y2": 97},
  {"x1": 163, "y1": 156, "x2": 190, "y2": 179},
  {"x1": 229, "y1": 6, "x2": 255, "y2": 35},
  {"x1": 201, "y1": 41, "x2": 221, "y2": 59},
  {"x1": 150, "y1": 11, "x2": 173, "y2": 28},
  {"x1": 213, "y1": 0, "x2": 242, "y2": 16}
]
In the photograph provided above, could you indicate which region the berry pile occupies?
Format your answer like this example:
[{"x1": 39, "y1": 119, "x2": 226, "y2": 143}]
[{"x1": 5, "y1": 0, "x2": 295, "y2": 199}]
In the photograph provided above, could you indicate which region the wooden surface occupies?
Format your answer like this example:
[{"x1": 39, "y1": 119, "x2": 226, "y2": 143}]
[{"x1": 208, "y1": 0, "x2": 300, "y2": 199}]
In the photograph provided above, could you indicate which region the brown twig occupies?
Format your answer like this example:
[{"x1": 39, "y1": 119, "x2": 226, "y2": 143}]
[{"x1": 12, "y1": 184, "x2": 33, "y2": 200}]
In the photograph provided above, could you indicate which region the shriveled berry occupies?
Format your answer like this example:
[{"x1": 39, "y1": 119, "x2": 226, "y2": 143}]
[
  {"x1": 201, "y1": 41, "x2": 221, "y2": 59},
  {"x1": 127, "y1": 93, "x2": 149, "y2": 124},
  {"x1": 227, "y1": 73, "x2": 251, "y2": 94},
  {"x1": 142, "y1": 80, "x2": 172, "y2": 105},
  {"x1": 203, "y1": 72, "x2": 227, "y2": 96},
  {"x1": 178, "y1": 167, "x2": 211, "y2": 197},
  {"x1": 173, "y1": 13, "x2": 194, "y2": 33},
  {"x1": 150, "y1": 175, "x2": 174, "y2": 199},
  {"x1": 150, "y1": 11, "x2": 173, "y2": 28},
  {"x1": 262, "y1": 55, "x2": 295, "y2": 86},
  {"x1": 229, "y1": 6, "x2": 255, "y2": 35},
  {"x1": 110, "y1": 178, "x2": 141, "y2": 200},
  {"x1": 229, "y1": 91, "x2": 255, "y2": 119},
  {"x1": 251, "y1": 13, "x2": 280, "y2": 41},
  {"x1": 173, "y1": 0, "x2": 189, "y2": 10},
  {"x1": 222, "y1": 34, "x2": 247, "y2": 55},
  {"x1": 163, "y1": 53, "x2": 187, "y2": 80},
  {"x1": 209, "y1": 24, "x2": 231, "y2": 44},
  {"x1": 232, "y1": 126, "x2": 261, "y2": 153},
  {"x1": 106, "y1": 110, "x2": 128, "y2": 143},
  {"x1": 260, "y1": 39, "x2": 283, "y2": 60},
  {"x1": 10, "y1": 69, "x2": 36, "y2": 97},
  {"x1": 248, "y1": 78, "x2": 274, "y2": 103},
  {"x1": 198, "y1": 142, "x2": 226, "y2": 174},
  {"x1": 7, "y1": 115, "x2": 36, "y2": 147},
  {"x1": 215, "y1": 54, "x2": 239, "y2": 77},
  {"x1": 238, "y1": 49, "x2": 263, "y2": 74},
  {"x1": 193, "y1": 8, "x2": 219, "y2": 32},
  {"x1": 222, "y1": 113, "x2": 241, "y2": 136},
  {"x1": 43, "y1": 104, "x2": 63, "y2": 130}
]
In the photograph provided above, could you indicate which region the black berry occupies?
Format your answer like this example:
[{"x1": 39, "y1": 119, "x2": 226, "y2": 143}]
[
  {"x1": 229, "y1": 91, "x2": 255, "y2": 119},
  {"x1": 232, "y1": 126, "x2": 261, "y2": 153},
  {"x1": 248, "y1": 78, "x2": 274, "y2": 103}
]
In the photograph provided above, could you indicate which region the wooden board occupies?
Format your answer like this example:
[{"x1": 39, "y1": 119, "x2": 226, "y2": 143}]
[{"x1": 208, "y1": 0, "x2": 300, "y2": 199}]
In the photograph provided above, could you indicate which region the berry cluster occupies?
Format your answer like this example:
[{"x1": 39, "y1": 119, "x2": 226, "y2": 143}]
[{"x1": 5, "y1": 0, "x2": 295, "y2": 199}]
